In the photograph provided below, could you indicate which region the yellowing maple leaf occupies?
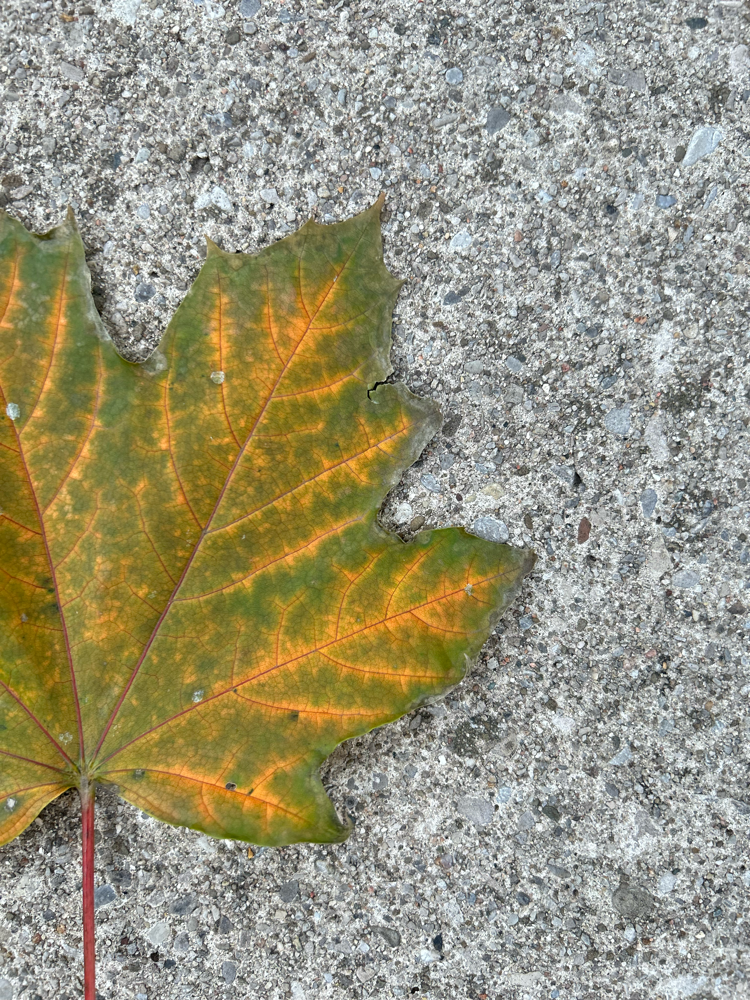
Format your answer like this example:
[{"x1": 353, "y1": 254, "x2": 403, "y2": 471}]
[{"x1": 0, "y1": 198, "x2": 533, "y2": 997}]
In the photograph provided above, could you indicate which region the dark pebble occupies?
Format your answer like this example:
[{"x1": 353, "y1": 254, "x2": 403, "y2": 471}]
[
  {"x1": 278, "y1": 879, "x2": 299, "y2": 903},
  {"x1": 612, "y1": 884, "x2": 654, "y2": 919},
  {"x1": 485, "y1": 106, "x2": 511, "y2": 135},
  {"x1": 168, "y1": 893, "x2": 197, "y2": 916},
  {"x1": 135, "y1": 283, "x2": 156, "y2": 302},
  {"x1": 93, "y1": 884, "x2": 116, "y2": 910},
  {"x1": 444, "y1": 285, "x2": 470, "y2": 305},
  {"x1": 167, "y1": 139, "x2": 187, "y2": 163},
  {"x1": 373, "y1": 925, "x2": 401, "y2": 948}
]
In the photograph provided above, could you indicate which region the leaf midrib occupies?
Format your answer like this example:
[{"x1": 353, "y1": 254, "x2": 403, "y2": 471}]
[{"x1": 90, "y1": 218, "x2": 373, "y2": 767}]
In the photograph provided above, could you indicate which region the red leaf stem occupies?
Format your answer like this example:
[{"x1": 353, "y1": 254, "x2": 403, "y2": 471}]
[{"x1": 80, "y1": 781, "x2": 96, "y2": 1000}]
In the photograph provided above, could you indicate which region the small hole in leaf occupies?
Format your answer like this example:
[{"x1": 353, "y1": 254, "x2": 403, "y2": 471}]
[{"x1": 225, "y1": 782, "x2": 237, "y2": 791}]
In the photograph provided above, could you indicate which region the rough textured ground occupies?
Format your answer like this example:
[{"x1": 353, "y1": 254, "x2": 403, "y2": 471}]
[{"x1": 1, "y1": 1, "x2": 749, "y2": 999}]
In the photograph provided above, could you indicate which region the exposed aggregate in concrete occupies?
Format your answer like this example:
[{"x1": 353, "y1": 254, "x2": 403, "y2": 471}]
[{"x1": 0, "y1": 1, "x2": 749, "y2": 999}]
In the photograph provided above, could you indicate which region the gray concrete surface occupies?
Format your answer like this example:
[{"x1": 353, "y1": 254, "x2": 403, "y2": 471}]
[{"x1": 1, "y1": 1, "x2": 749, "y2": 998}]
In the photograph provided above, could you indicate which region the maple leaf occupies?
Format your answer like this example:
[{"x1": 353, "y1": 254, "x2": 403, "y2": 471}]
[{"x1": 0, "y1": 198, "x2": 534, "y2": 996}]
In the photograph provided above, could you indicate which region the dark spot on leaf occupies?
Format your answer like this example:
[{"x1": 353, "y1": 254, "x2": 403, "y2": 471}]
[{"x1": 225, "y1": 782, "x2": 237, "y2": 791}]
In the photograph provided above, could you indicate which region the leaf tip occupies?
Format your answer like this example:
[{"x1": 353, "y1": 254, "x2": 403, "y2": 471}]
[
  {"x1": 205, "y1": 236, "x2": 222, "y2": 258},
  {"x1": 49, "y1": 205, "x2": 80, "y2": 242}
]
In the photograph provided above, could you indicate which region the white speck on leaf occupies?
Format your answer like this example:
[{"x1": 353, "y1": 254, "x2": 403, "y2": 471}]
[
  {"x1": 192, "y1": 690, "x2": 204, "y2": 703},
  {"x1": 210, "y1": 371, "x2": 225, "y2": 384},
  {"x1": 464, "y1": 583, "x2": 473, "y2": 595},
  {"x1": 5, "y1": 402, "x2": 20, "y2": 421},
  {"x1": 5, "y1": 798, "x2": 16, "y2": 811},
  {"x1": 59, "y1": 732, "x2": 73, "y2": 744}
]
